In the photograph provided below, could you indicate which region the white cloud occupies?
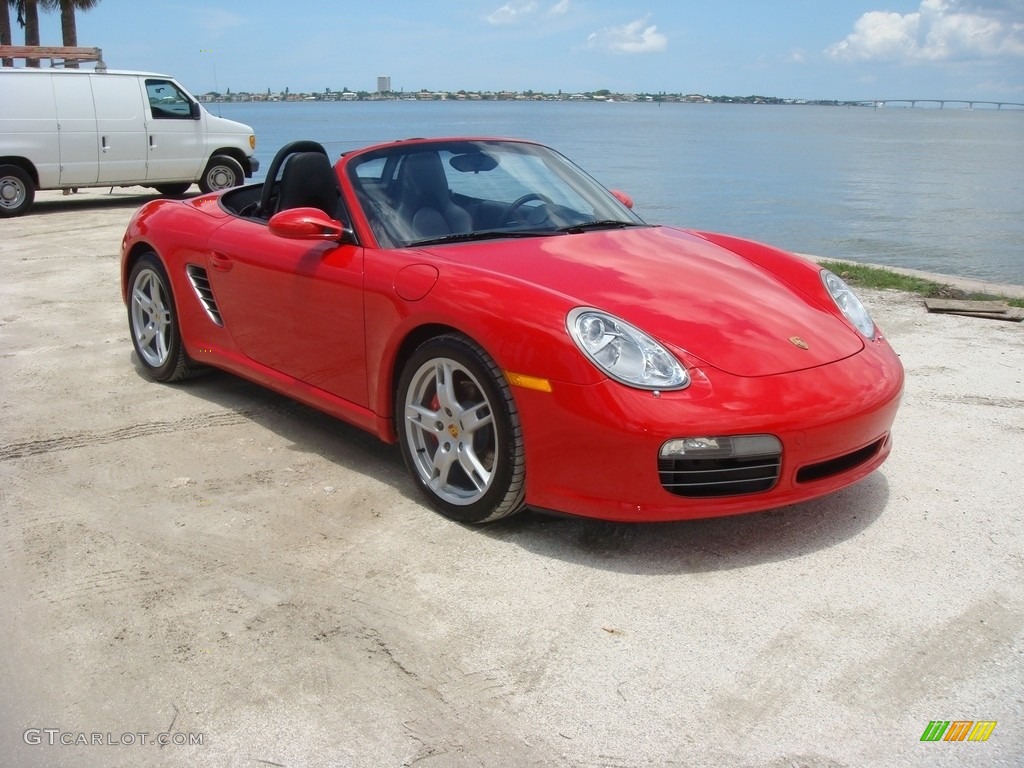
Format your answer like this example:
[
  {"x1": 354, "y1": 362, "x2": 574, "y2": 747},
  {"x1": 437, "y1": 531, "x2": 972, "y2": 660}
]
[
  {"x1": 585, "y1": 17, "x2": 668, "y2": 54},
  {"x1": 486, "y1": 1, "x2": 571, "y2": 26},
  {"x1": 487, "y1": 1, "x2": 539, "y2": 26},
  {"x1": 549, "y1": 0, "x2": 571, "y2": 16},
  {"x1": 826, "y1": 10, "x2": 921, "y2": 60},
  {"x1": 827, "y1": 0, "x2": 1024, "y2": 61}
]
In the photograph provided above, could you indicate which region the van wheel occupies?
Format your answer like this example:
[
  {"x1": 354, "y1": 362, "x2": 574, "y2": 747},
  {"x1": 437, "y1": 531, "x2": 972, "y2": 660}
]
[
  {"x1": 199, "y1": 155, "x2": 244, "y2": 193},
  {"x1": 0, "y1": 165, "x2": 34, "y2": 218},
  {"x1": 155, "y1": 183, "x2": 191, "y2": 196}
]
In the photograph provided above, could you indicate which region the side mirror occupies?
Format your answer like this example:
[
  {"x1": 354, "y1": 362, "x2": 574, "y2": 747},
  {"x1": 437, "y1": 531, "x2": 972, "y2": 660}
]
[
  {"x1": 610, "y1": 189, "x2": 634, "y2": 209},
  {"x1": 190, "y1": 101, "x2": 201, "y2": 120},
  {"x1": 269, "y1": 207, "x2": 351, "y2": 242}
]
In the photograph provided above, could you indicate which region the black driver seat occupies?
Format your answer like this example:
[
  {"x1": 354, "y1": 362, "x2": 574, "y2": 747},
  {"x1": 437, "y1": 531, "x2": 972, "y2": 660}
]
[
  {"x1": 394, "y1": 152, "x2": 472, "y2": 240},
  {"x1": 275, "y1": 152, "x2": 341, "y2": 218}
]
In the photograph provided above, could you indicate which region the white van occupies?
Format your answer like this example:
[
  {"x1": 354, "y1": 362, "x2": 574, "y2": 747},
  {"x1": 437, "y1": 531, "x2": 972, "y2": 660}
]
[{"x1": 0, "y1": 67, "x2": 259, "y2": 217}]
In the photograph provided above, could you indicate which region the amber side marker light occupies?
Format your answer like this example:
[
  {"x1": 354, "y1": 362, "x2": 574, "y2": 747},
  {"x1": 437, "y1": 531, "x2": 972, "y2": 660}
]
[{"x1": 506, "y1": 372, "x2": 553, "y2": 393}]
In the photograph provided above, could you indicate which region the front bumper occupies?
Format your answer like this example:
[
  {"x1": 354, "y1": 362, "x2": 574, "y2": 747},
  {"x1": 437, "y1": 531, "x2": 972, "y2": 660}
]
[{"x1": 514, "y1": 337, "x2": 904, "y2": 522}]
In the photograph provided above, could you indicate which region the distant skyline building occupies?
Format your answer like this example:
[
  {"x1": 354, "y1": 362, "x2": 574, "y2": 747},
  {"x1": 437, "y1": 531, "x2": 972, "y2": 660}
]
[{"x1": 377, "y1": 76, "x2": 391, "y2": 93}]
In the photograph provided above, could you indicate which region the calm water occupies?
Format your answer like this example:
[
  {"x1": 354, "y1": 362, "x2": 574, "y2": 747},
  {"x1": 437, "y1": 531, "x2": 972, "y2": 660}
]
[{"x1": 215, "y1": 101, "x2": 1024, "y2": 285}]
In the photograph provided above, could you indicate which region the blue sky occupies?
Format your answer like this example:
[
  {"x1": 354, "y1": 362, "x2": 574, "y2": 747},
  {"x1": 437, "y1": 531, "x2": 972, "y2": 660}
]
[{"x1": 19, "y1": 0, "x2": 1024, "y2": 100}]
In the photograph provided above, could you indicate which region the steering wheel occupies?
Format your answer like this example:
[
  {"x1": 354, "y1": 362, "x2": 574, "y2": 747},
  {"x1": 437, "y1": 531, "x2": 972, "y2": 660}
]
[
  {"x1": 256, "y1": 140, "x2": 329, "y2": 217},
  {"x1": 500, "y1": 193, "x2": 553, "y2": 226}
]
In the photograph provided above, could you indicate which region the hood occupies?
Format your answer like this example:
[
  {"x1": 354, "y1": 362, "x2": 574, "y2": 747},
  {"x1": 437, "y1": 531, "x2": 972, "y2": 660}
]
[
  {"x1": 202, "y1": 110, "x2": 256, "y2": 140},
  {"x1": 433, "y1": 226, "x2": 863, "y2": 377}
]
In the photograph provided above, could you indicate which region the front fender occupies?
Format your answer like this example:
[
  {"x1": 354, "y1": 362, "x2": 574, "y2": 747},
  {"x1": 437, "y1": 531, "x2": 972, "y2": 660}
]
[{"x1": 363, "y1": 255, "x2": 602, "y2": 426}]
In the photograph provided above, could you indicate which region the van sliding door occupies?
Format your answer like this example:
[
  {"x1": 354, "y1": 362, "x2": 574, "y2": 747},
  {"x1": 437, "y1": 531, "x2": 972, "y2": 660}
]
[
  {"x1": 90, "y1": 75, "x2": 148, "y2": 184},
  {"x1": 51, "y1": 75, "x2": 99, "y2": 186}
]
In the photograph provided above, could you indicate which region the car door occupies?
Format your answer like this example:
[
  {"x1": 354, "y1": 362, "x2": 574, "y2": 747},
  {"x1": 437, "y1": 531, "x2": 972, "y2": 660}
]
[
  {"x1": 204, "y1": 219, "x2": 368, "y2": 407},
  {"x1": 142, "y1": 78, "x2": 205, "y2": 183}
]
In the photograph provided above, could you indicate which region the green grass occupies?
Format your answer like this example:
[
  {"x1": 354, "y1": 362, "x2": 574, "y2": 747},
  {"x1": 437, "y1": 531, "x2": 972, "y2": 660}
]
[{"x1": 818, "y1": 259, "x2": 1024, "y2": 309}]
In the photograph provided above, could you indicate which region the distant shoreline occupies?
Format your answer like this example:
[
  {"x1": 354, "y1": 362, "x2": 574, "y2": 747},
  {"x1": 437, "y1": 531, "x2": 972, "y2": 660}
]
[{"x1": 196, "y1": 91, "x2": 1024, "y2": 110}]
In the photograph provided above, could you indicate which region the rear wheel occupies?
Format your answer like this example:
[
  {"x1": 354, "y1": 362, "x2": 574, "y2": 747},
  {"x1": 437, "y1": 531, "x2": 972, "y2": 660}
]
[
  {"x1": 0, "y1": 164, "x2": 34, "y2": 218},
  {"x1": 199, "y1": 154, "x2": 244, "y2": 193},
  {"x1": 127, "y1": 253, "x2": 197, "y2": 382},
  {"x1": 397, "y1": 335, "x2": 526, "y2": 524}
]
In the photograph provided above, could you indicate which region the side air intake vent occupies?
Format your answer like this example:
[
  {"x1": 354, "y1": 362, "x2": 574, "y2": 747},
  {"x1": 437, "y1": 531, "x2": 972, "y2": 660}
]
[{"x1": 186, "y1": 265, "x2": 223, "y2": 326}]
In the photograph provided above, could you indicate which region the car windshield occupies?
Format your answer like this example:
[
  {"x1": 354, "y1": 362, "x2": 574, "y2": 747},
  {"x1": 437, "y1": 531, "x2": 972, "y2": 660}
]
[{"x1": 347, "y1": 140, "x2": 646, "y2": 248}]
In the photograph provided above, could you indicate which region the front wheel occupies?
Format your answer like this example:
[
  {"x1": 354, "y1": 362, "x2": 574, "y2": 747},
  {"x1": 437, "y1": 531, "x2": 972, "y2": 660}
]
[
  {"x1": 397, "y1": 335, "x2": 526, "y2": 524},
  {"x1": 127, "y1": 253, "x2": 197, "y2": 382},
  {"x1": 198, "y1": 154, "x2": 244, "y2": 193},
  {"x1": 0, "y1": 164, "x2": 35, "y2": 218}
]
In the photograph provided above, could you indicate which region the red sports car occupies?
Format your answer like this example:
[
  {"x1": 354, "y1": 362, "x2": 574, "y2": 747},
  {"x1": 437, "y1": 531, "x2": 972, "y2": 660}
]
[{"x1": 120, "y1": 137, "x2": 903, "y2": 524}]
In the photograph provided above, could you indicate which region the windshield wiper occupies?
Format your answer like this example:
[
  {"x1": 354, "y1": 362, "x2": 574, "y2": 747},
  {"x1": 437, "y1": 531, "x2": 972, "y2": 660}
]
[
  {"x1": 409, "y1": 229, "x2": 555, "y2": 247},
  {"x1": 558, "y1": 220, "x2": 639, "y2": 234}
]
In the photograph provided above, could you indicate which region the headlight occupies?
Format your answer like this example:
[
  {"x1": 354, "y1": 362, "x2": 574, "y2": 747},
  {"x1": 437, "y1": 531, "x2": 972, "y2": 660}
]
[
  {"x1": 821, "y1": 269, "x2": 875, "y2": 339},
  {"x1": 567, "y1": 308, "x2": 689, "y2": 390}
]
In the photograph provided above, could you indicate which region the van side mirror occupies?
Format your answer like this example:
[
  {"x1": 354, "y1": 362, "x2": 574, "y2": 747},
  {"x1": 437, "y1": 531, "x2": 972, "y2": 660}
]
[{"x1": 190, "y1": 101, "x2": 201, "y2": 120}]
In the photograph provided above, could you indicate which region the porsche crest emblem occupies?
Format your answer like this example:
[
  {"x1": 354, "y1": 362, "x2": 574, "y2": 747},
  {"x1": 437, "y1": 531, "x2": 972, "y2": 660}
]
[{"x1": 788, "y1": 336, "x2": 810, "y2": 350}]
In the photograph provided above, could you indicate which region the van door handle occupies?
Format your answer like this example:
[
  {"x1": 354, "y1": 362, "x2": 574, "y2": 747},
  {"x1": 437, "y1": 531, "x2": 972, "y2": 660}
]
[
  {"x1": 101, "y1": 136, "x2": 108, "y2": 152},
  {"x1": 210, "y1": 252, "x2": 233, "y2": 272}
]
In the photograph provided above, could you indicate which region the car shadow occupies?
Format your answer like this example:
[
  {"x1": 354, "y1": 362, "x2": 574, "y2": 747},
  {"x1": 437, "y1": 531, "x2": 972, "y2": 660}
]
[
  {"x1": 134, "y1": 363, "x2": 411, "y2": 493},
  {"x1": 483, "y1": 476, "x2": 889, "y2": 575},
  {"x1": 141, "y1": 363, "x2": 890, "y2": 574}
]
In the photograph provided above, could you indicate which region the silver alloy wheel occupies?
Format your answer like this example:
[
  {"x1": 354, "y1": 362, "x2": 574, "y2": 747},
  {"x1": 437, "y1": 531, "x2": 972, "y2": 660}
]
[
  {"x1": 130, "y1": 267, "x2": 173, "y2": 369},
  {"x1": 403, "y1": 356, "x2": 498, "y2": 506}
]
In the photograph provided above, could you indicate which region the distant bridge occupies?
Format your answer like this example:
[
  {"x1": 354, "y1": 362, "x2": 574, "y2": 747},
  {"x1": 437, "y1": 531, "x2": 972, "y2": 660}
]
[{"x1": 864, "y1": 99, "x2": 1024, "y2": 110}]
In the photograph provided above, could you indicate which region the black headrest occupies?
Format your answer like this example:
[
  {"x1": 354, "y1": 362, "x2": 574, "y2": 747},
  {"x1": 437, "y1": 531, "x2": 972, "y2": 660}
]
[{"x1": 276, "y1": 152, "x2": 340, "y2": 217}]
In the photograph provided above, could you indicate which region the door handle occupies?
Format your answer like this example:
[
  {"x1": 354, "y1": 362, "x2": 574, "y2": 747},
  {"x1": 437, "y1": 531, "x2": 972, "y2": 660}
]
[{"x1": 210, "y1": 252, "x2": 233, "y2": 272}]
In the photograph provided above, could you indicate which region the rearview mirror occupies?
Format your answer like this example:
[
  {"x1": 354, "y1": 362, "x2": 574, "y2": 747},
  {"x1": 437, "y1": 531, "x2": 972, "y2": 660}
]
[
  {"x1": 269, "y1": 207, "x2": 351, "y2": 241},
  {"x1": 449, "y1": 152, "x2": 499, "y2": 173}
]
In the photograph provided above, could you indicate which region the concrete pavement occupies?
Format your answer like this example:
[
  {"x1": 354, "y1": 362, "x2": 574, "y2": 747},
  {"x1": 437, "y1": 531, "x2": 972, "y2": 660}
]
[{"x1": 2, "y1": 188, "x2": 1021, "y2": 767}]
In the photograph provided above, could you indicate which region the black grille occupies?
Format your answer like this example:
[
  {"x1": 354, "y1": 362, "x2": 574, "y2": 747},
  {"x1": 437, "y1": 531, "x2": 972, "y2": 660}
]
[
  {"x1": 795, "y1": 439, "x2": 883, "y2": 484},
  {"x1": 186, "y1": 265, "x2": 223, "y2": 326},
  {"x1": 658, "y1": 453, "x2": 781, "y2": 498}
]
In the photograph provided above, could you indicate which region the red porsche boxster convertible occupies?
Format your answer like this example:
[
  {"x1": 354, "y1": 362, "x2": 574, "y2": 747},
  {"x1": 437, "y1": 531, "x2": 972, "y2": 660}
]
[{"x1": 120, "y1": 137, "x2": 903, "y2": 523}]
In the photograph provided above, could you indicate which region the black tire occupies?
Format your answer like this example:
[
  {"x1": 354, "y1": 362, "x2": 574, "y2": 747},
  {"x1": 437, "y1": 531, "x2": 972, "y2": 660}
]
[
  {"x1": 0, "y1": 164, "x2": 35, "y2": 218},
  {"x1": 154, "y1": 183, "x2": 192, "y2": 196},
  {"x1": 198, "y1": 154, "x2": 244, "y2": 194},
  {"x1": 396, "y1": 334, "x2": 526, "y2": 524},
  {"x1": 127, "y1": 253, "x2": 197, "y2": 382}
]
